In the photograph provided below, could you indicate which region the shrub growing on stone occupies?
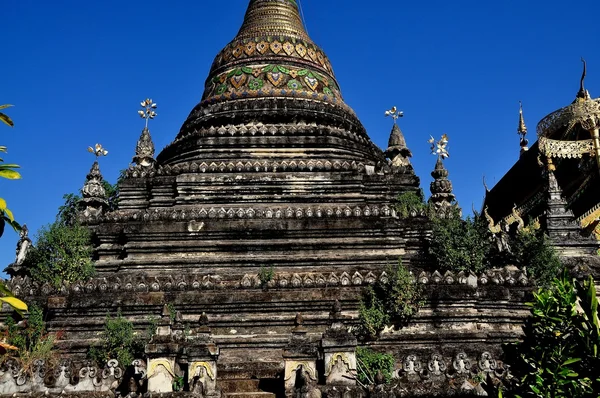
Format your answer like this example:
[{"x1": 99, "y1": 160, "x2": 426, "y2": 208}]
[
  {"x1": 428, "y1": 210, "x2": 492, "y2": 274},
  {"x1": 356, "y1": 260, "x2": 422, "y2": 339},
  {"x1": 511, "y1": 228, "x2": 562, "y2": 288},
  {"x1": 356, "y1": 347, "x2": 395, "y2": 386},
  {"x1": 4, "y1": 304, "x2": 58, "y2": 372},
  {"x1": 88, "y1": 311, "x2": 145, "y2": 368},
  {"x1": 394, "y1": 190, "x2": 427, "y2": 218}
]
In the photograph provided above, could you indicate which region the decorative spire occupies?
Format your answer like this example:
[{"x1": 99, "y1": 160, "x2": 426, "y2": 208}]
[
  {"x1": 80, "y1": 144, "x2": 109, "y2": 219},
  {"x1": 427, "y1": 135, "x2": 459, "y2": 217},
  {"x1": 133, "y1": 99, "x2": 157, "y2": 168},
  {"x1": 518, "y1": 102, "x2": 529, "y2": 155},
  {"x1": 384, "y1": 107, "x2": 412, "y2": 171},
  {"x1": 576, "y1": 58, "x2": 591, "y2": 100},
  {"x1": 236, "y1": 0, "x2": 308, "y2": 42}
]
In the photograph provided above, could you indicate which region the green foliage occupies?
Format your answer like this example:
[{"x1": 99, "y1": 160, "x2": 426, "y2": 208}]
[
  {"x1": 258, "y1": 265, "x2": 275, "y2": 286},
  {"x1": 88, "y1": 311, "x2": 145, "y2": 368},
  {"x1": 356, "y1": 290, "x2": 389, "y2": 340},
  {"x1": 25, "y1": 222, "x2": 94, "y2": 287},
  {"x1": 394, "y1": 190, "x2": 427, "y2": 218},
  {"x1": 512, "y1": 229, "x2": 562, "y2": 288},
  {"x1": 0, "y1": 105, "x2": 21, "y2": 237},
  {"x1": 356, "y1": 260, "x2": 422, "y2": 339},
  {"x1": 356, "y1": 347, "x2": 395, "y2": 386},
  {"x1": 0, "y1": 104, "x2": 14, "y2": 128},
  {"x1": 505, "y1": 272, "x2": 600, "y2": 397},
  {"x1": 3, "y1": 304, "x2": 57, "y2": 371},
  {"x1": 428, "y1": 211, "x2": 492, "y2": 274},
  {"x1": 166, "y1": 303, "x2": 177, "y2": 323},
  {"x1": 173, "y1": 375, "x2": 185, "y2": 392}
]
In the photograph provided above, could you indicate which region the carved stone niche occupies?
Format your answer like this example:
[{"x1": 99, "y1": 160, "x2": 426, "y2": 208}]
[
  {"x1": 321, "y1": 301, "x2": 358, "y2": 386},
  {"x1": 146, "y1": 358, "x2": 179, "y2": 394},
  {"x1": 185, "y1": 328, "x2": 220, "y2": 398},
  {"x1": 283, "y1": 314, "x2": 320, "y2": 397}
]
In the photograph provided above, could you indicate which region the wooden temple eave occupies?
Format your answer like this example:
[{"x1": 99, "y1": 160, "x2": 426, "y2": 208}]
[{"x1": 483, "y1": 141, "x2": 545, "y2": 223}]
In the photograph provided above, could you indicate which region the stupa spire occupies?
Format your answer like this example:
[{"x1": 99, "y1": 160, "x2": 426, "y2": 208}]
[
  {"x1": 427, "y1": 135, "x2": 460, "y2": 217},
  {"x1": 384, "y1": 106, "x2": 412, "y2": 172},
  {"x1": 236, "y1": 0, "x2": 309, "y2": 42}
]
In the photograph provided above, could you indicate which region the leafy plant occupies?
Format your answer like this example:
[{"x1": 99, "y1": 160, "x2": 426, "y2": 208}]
[
  {"x1": 166, "y1": 303, "x2": 177, "y2": 323},
  {"x1": 0, "y1": 104, "x2": 21, "y2": 236},
  {"x1": 356, "y1": 260, "x2": 422, "y2": 339},
  {"x1": 2, "y1": 304, "x2": 58, "y2": 372},
  {"x1": 88, "y1": 311, "x2": 145, "y2": 368},
  {"x1": 172, "y1": 375, "x2": 185, "y2": 392},
  {"x1": 356, "y1": 347, "x2": 395, "y2": 386},
  {"x1": 512, "y1": 228, "x2": 562, "y2": 288},
  {"x1": 394, "y1": 190, "x2": 427, "y2": 218},
  {"x1": 25, "y1": 222, "x2": 94, "y2": 287},
  {"x1": 258, "y1": 265, "x2": 275, "y2": 286},
  {"x1": 0, "y1": 104, "x2": 14, "y2": 128},
  {"x1": 428, "y1": 210, "x2": 492, "y2": 274},
  {"x1": 505, "y1": 271, "x2": 600, "y2": 397}
]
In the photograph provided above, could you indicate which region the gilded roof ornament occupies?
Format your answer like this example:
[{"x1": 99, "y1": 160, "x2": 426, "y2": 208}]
[
  {"x1": 428, "y1": 134, "x2": 449, "y2": 160},
  {"x1": 518, "y1": 102, "x2": 529, "y2": 154},
  {"x1": 138, "y1": 99, "x2": 158, "y2": 129},
  {"x1": 385, "y1": 106, "x2": 404, "y2": 124},
  {"x1": 537, "y1": 59, "x2": 600, "y2": 139},
  {"x1": 87, "y1": 143, "x2": 108, "y2": 158}
]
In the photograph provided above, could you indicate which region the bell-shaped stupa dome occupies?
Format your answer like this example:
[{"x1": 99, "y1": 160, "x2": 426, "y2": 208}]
[{"x1": 157, "y1": 0, "x2": 383, "y2": 167}]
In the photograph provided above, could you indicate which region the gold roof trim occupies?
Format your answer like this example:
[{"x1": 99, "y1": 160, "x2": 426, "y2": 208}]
[{"x1": 538, "y1": 136, "x2": 595, "y2": 159}]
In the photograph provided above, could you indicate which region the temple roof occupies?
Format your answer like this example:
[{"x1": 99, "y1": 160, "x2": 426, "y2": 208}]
[{"x1": 157, "y1": 0, "x2": 382, "y2": 167}]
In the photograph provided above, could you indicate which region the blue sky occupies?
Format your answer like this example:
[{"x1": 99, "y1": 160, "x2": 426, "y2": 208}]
[{"x1": 2, "y1": 0, "x2": 599, "y2": 273}]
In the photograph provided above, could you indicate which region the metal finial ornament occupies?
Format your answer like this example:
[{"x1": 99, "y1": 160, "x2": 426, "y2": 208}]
[
  {"x1": 428, "y1": 134, "x2": 450, "y2": 159},
  {"x1": 385, "y1": 106, "x2": 404, "y2": 123},
  {"x1": 518, "y1": 101, "x2": 529, "y2": 153},
  {"x1": 138, "y1": 98, "x2": 158, "y2": 128},
  {"x1": 87, "y1": 143, "x2": 108, "y2": 158}
]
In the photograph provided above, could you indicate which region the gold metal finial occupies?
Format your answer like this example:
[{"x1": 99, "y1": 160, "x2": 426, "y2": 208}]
[
  {"x1": 138, "y1": 99, "x2": 158, "y2": 129},
  {"x1": 384, "y1": 106, "x2": 404, "y2": 123},
  {"x1": 87, "y1": 143, "x2": 108, "y2": 158},
  {"x1": 518, "y1": 102, "x2": 529, "y2": 154},
  {"x1": 518, "y1": 101, "x2": 527, "y2": 135},
  {"x1": 428, "y1": 134, "x2": 449, "y2": 159}
]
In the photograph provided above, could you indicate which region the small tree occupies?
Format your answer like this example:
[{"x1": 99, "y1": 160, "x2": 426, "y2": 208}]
[{"x1": 25, "y1": 222, "x2": 94, "y2": 287}]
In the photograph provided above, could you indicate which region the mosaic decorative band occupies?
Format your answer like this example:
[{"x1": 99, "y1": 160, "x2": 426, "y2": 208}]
[
  {"x1": 210, "y1": 36, "x2": 334, "y2": 77},
  {"x1": 202, "y1": 63, "x2": 342, "y2": 107}
]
